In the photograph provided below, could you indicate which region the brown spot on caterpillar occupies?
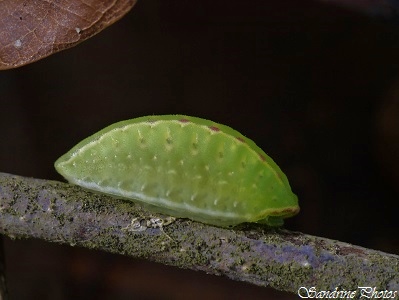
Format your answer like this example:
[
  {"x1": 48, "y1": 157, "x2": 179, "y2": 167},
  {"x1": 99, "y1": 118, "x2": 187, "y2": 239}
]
[
  {"x1": 269, "y1": 207, "x2": 300, "y2": 216},
  {"x1": 209, "y1": 126, "x2": 220, "y2": 132}
]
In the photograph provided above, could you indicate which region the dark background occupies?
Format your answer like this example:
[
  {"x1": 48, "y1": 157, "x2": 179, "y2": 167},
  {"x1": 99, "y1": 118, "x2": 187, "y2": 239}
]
[{"x1": 1, "y1": 0, "x2": 399, "y2": 299}]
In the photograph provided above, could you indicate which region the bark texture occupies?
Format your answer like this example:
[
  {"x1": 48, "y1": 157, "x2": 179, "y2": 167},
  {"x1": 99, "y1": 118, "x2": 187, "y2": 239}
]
[{"x1": 0, "y1": 172, "x2": 398, "y2": 295}]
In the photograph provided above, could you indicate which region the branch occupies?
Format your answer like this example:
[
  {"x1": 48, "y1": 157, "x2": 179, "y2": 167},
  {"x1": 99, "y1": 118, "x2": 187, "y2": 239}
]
[{"x1": 0, "y1": 172, "x2": 398, "y2": 295}]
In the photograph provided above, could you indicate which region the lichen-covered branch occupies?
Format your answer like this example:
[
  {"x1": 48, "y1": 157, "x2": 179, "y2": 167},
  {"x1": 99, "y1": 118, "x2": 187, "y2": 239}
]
[{"x1": 0, "y1": 172, "x2": 398, "y2": 295}]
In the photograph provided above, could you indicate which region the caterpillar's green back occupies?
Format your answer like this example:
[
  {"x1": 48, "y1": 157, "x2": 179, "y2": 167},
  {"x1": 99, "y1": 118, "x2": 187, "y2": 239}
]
[{"x1": 55, "y1": 115, "x2": 299, "y2": 227}]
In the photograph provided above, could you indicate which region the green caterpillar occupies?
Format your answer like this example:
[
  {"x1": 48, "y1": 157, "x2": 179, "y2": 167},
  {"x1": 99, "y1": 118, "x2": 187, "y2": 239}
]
[{"x1": 55, "y1": 115, "x2": 299, "y2": 227}]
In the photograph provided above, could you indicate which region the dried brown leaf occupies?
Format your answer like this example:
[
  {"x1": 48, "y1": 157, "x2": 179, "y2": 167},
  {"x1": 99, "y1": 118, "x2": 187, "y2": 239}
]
[{"x1": 0, "y1": 0, "x2": 137, "y2": 70}]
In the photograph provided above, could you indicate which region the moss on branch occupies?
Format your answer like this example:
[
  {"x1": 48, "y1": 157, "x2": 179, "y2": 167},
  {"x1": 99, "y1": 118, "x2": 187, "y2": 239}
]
[{"x1": 0, "y1": 172, "x2": 398, "y2": 295}]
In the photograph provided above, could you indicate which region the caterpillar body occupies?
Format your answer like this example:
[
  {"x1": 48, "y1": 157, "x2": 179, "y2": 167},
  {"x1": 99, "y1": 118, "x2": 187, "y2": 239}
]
[{"x1": 54, "y1": 115, "x2": 299, "y2": 227}]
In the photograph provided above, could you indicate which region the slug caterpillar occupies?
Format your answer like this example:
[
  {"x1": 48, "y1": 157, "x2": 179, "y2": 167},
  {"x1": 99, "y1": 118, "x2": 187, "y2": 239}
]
[{"x1": 55, "y1": 115, "x2": 299, "y2": 227}]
